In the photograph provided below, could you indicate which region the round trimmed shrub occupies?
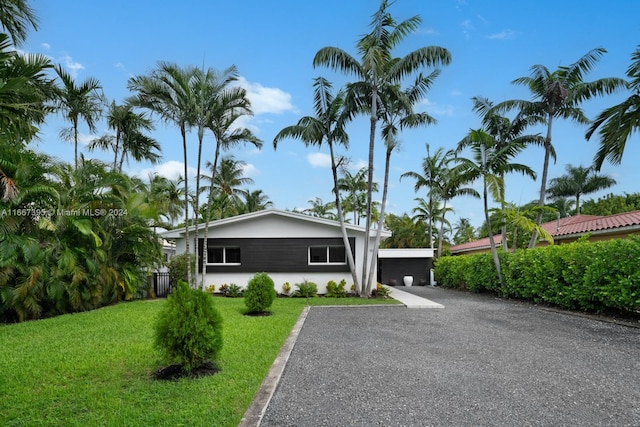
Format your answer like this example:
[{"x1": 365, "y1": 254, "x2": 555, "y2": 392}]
[
  {"x1": 154, "y1": 280, "x2": 223, "y2": 374},
  {"x1": 244, "y1": 272, "x2": 277, "y2": 313}
]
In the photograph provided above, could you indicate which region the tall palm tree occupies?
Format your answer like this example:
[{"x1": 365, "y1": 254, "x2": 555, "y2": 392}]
[
  {"x1": 587, "y1": 45, "x2": 640, "y2": 169},
  {"x1": 0, "y1": 0, "x2": 38, "y2": 47},
  {"x1": 313, "y1": 0, "x2": 451, "y2": 293},
  {"x1": 273, "y1": 77, "x2": 363, "y2": 291},
  {"x1": 200, "y1": 74, "x2": 261, "y2": 289},
  {"x1": 456, "y1": 129, "x2": 536, "y2": 284},
  {"x1": 401, "y1": 144, "x2": 453, "y2": 249},
  {"x1": 547, "y1": 164, "x2": 616, "y2": 214},
  {"x1": 465, "y1": 96, "x2": 544, "y2": 250},
  {"x1": 494, "y1": 48, "x2": 624, "y2": 247},
  {"x1": 128, "y1": 62, "x2": 196, "y2": 285},
  {"x1": 148, "y1": 174, "x2": 184, "y2": 228}
]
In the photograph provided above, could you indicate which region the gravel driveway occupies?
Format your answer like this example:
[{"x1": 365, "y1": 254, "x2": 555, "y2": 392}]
[{"x1": 260, "y1": 286, "x2": 640, "y2": 427}]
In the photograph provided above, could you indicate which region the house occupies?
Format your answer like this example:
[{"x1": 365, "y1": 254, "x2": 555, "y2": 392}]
[
  {"x1": 161, "y1": 209, "x2": 392, "y2": 293},
  {"x1": 449, "y1": 210, "x2": 640, "y2": 255}
]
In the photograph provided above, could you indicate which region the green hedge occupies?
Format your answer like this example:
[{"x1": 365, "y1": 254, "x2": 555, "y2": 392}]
[{"x1": 434, "y1": 236, "x2": 640, "y2": 312}]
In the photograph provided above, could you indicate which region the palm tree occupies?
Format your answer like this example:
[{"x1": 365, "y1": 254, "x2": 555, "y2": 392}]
[
  {"x1": 401, "y1": 144, "x2": 454, "y2": 249},
  {"x1": 0, "y1": 0, "x2": 38, "y2": 47},
  {"x1": 495, "y1": 48, "x2": 624, "y2": 247},
  {"x1": 200, "y1": 73, "x2": 261, "y2": 289},
  {"x1": 273, "y1": 77, "x2": 363, "y2": 291},
  {"x1": 202, "y1": 156, "x2": 253, "y2": 211},
  {"x1": 337, "y1": 168, "x2": 372, "y2": 225},
  {"x1": 148, "y1": 174, "x2": 184, "y2": 228},
  {"x1": 548, "y1": 197, "x2": 576, "y2": 218},
  {"x1": 313, "y1": 0, "x2": 451, "y2": 293},
  {"x1": 240, "y1": 189, "x2": 272, "y2": 214},
  {"x1": 128, "y1": 62, "x2": 196, "y2": 285},
  {"x1": 452, "y1": 217, "x2": 476, "y2": 245},
  {"x1": 0, "y1": 34, "x2": 54, "y2": 145},
  {"x1": 456, "y1": 129, "x2": 536, "y2": 284},
  {"x1": 381, "y1": 213, "x2": 428, "y2": 248},
  {"x1": 304, "y1": 197, "x2": 337, "y2": 220},
  {"x1": 547, "y1": 164, "x2": 616, "y2": 214},
  {"x1": 587, "y1": 45, "x2": 640, "y2": 169},
  {"x1": 465, "y1": 96, "x2": 544, "y2": 250}
]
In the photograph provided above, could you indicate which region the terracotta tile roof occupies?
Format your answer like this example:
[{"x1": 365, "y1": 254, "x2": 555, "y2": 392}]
[{"x1": 449, "y1": 210, "x2": 640, "y2": 253}]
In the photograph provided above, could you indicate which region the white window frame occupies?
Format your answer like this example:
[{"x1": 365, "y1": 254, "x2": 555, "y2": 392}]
[
  {"x1": 308, "y1": 245, "x2": 347, "y2": 265},
  {"x1": 207, "y1": 246, "x2": 241, "y2": 265}
]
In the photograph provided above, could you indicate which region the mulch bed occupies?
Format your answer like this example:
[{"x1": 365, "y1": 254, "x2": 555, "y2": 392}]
[{"x1": 153, "y1": 361, "x2": 220, "y2": 381}]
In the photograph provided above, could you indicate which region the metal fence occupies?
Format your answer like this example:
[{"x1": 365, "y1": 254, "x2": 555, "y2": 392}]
[{"x1": 153, "y1": 272, "x2": 172, "y2": 297}]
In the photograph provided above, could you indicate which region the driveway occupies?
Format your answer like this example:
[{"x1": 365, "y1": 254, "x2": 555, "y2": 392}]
[{"x1": 259, "y1": 286, "x2": 640, "y2": 426}]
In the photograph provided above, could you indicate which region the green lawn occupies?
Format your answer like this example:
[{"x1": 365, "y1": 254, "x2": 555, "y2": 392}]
[{"x1": 0, "y1": 296, "x2": 399, "y2": 426}]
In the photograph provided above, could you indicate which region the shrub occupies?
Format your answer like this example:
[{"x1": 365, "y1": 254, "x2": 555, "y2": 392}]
[
  {"x1": 154, "y1": 280, "x2": 223, "y2": 374},
  {"x1": 372, "y1": 283, "x2": 391, "y2": 298},
  {"x1": 292, "y1": 281, "x2": 318, "y2": 298},
  {"x1": 244, "y1": 273, "x2": 277, "y2": 313},
  {"x1": 281, "y1": 282, "x2": 291, "y2": 296},
  {"x1": 168, "y1": 253, "x2": 195, "y2": 286},
  {"x1": 204, "y1": 285, "x2": 216, "y2": 294},
  {"x1": 225, "y1": 283, "x2": 243, "y2": 298},
  {"x1": 326, "y1": 279, "x2": 347, "y2": 298},
  {"x1": 218, "y1": 284, "x2": 229, "y2": 295}
]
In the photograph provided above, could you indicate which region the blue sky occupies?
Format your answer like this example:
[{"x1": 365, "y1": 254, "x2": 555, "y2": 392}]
[{"x1": 22, "y1": 0, "x2": 640, "y2": 229}]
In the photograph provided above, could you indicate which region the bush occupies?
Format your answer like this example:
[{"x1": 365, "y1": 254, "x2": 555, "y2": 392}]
[
  {"x1": 168, "y1": 253, "x2": 196, "y2": 286},
  {"x1": 292, "y1": 281, "x2": 318, "y2": 298},
  {"x1": 326, "y1": 279, "x2": 347, "y2": 297},
  {"x1": 281, "y1": 282, "x2": 291, "y2": 296},
  {"x1": 244, "y1": 272, "x2": 277, "y2": 313},
  {"x1": 154, "y1": 280, "x2": 223, "y2": 374},
  {"x1": 225, "y1": 283, "x2": 243, "y2": 298},
  {"x1": 372, "y1": 283, "x2": 391, "y2": 298}
]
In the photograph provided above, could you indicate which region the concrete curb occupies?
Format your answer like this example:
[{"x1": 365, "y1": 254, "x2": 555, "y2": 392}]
[{"x1": 239, "y1": 305, "x2": 310, "y2": 427}]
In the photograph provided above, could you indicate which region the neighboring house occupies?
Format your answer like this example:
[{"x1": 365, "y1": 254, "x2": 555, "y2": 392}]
[
  {"x1": 449, "y1": 210, "x2": 640, "y2": 255},
  {"x1": 157, "y1": 239, "x2": 176, "y2": 273},
  {"x1": 161, "y1": 209, "x2": 392, "y2": 293}
]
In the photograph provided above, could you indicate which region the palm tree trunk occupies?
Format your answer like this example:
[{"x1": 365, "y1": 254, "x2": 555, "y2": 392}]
[
  {"x1": 73, "y1": 119, "x2": 79, "y2": 170},
  {"x1": 529, "y1": 114, "x2": 553, "y2": 248},
  {"x1": 194, "y1": 127, "x2": 205, "y2": 289},
  {"x1": 181, "y1": 125, "x2": 192, "y2": 287},
  {"x1": 202, "y1": 142, "x2": 222, "y2": 291},
  {"x1": 438, "y1": 199, "x2": 448, "y2": 257},
  {"x1": 329, "y1": 141, "x2": 360, "y2": 291},
  {"x1": 113, "y1": 129, "x2": 121, "y2": 172},
  {"x1": 484, "y1": 178, "x2": 502, "y2": 285},
  {"x1": 361, "y1": 109, "x2": 377, "y2": 297},
  {"x1": 365, "y1": 147, "x2": 392, "y2": 294}
]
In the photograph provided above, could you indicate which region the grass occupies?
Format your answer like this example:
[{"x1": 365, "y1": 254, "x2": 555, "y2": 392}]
[{"x1": 0, "y1": 295, "x2": 400, "y2": 426}]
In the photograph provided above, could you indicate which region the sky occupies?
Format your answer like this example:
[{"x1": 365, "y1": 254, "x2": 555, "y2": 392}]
[{"x1": 20, "y1": 0, "x2": 640, "y2": 230}]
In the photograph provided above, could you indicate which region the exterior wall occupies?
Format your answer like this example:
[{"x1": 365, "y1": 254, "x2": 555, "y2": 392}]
[
  {"x1": 378, "y1": 258, "x2": 433, "y2": 286},
  {"x1": 170, "y1": 212, "x2": 383, "y2": 293}
]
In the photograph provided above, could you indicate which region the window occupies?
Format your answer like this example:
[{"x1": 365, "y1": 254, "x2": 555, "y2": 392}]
[
  {"x1": 207, "y1": 247, "x2": 241, "y2": 264},
  {"x1": 308, "y1": 246, "x2": 346, "y2": 264}
]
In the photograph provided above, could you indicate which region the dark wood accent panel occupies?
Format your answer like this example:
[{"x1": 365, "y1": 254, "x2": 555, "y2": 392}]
[
  {"x1": 378, "y1": 257, "x2": 433, "y2": 286},
  {"x1": 198, "y1": 237, "x2": 355, "y2": 273}
]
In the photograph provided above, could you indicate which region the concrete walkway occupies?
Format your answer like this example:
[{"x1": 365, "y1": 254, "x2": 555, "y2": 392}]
[{"x1": 384, "y1": 285, "x2": 444, "y2": 309}]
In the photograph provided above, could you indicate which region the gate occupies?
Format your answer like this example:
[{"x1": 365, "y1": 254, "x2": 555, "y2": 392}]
[{"x1": 153, "y1": 272, "x2": 172, "y2": 297}]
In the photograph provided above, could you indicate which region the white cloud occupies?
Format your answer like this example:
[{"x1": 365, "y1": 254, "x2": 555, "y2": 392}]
[
  {"x1": 420, "y1": 98, "x2": 455, "y2": 117},
  {"x1": 137, "y1": 160, "x2": 197, "y2": 181},
  {"x1": 41, "y1": 43, "x2": 50, "y2": 50},
  {"x1": 241, "y1": 162, "x2": 259, "y2": 178},
  {"x1": 307, "y1": 152, "x2": 331, "y2": 168},
  {"x1": 235, "y1": 76, "x2": 296, "y2": 115},
  {"x1": 59, "y1": 54, "x2": 84, "y2": 77},
  {"x1": 488, "y1": 29, "x2": 517, "y2": 40}
]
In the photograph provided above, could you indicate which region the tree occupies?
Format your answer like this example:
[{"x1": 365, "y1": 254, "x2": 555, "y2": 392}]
[
  {"x1": 587, "y1": 45, "x2": 640, "y2": 169},
  {"x1": 0, "y1": 0, "x2": 38, "y2": 47},
  {"x1": 495, "y1": 48, "x2": 624, "y2": 247},
  {"x1": 381, "y1": 213, "x2": 428, "y2": 248},
  {"x1": 89, "y1": 101, "x2": 160, "y2": 172},
  {"x1": 239, "y1": 189, "x2": 272, "y2": 214},
  {"x1": 128, "y1": 62, "x2": 196, "y2": 285},
  {"x1": 313, "y1": 0, "x2": 451, "y2": 295},
  {"x1": 0, "y1": 33, "x2": 54, "y2": 145},
  {"x1": 456, "y1": 129, "x2": 536, "y2": 284},
  {"x1": 401, "y1": 144, "x2": 453, "y2": 249},
  {"x1": 337, "y1": 168, "x2": 375, "y2": 225},
  {"x1": 547, "y1": 164, "x2": 616, "y2": 214},
  {"x1": 273, "y1": 77, "x2": 362, "y2": 291},
  {"x1": 452, "y1": 217, "x2": 475, "y2": 245},
  {"x1": 304, "y1": 197, "x2": 337, "y2": 220},
  {"x1": 54, "y1": 65, "x2": 103, "y2": 170},
  {"x1": 148, "y1": 174, "x2": 184, "y2": 228},
  {"x1": 200, "y1": 75, "x2": 261, "y2": 289}
]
